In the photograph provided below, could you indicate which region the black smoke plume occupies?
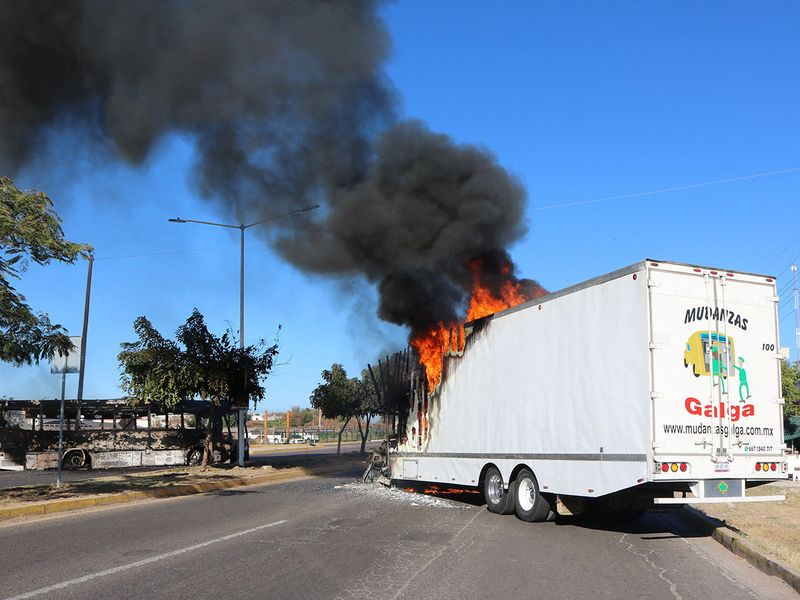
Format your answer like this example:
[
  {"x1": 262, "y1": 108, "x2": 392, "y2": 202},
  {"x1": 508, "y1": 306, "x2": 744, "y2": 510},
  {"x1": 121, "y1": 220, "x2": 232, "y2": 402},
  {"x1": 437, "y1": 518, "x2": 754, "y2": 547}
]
[{"x1": 0, "y1": 0, "x2": 536, "y2": 335}]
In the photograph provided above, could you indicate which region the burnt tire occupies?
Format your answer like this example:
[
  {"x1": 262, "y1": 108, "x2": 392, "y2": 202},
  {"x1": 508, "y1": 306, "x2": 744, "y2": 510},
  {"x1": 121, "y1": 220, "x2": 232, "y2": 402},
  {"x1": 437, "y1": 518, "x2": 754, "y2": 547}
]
[
  {"x1": 63, "y1": 449, "x2": 87, "y2": 470},
  {"x1": 514, "y1": 468, "x2": 554, "y2": 522},
  {"x1": 187, "y1": 449, "x2": 203, "y2": 466},
  {"x1": 483, "y1": 466, "x2": 516, "y2": 515}
]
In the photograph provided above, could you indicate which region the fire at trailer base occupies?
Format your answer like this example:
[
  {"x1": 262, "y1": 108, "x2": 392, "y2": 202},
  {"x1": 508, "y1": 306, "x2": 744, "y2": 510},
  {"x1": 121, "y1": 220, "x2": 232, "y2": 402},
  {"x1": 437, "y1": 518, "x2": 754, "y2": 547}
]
[{"x1": 388, "y1": 260, "x2": 787, "y2": 520}]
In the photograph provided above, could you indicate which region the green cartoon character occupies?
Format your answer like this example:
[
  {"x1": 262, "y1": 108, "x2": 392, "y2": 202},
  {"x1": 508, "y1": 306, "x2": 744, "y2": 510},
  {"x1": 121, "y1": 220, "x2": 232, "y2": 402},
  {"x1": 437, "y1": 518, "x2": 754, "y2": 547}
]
[
  {"x1": 732, "y1": 357, "x2": 751, "y2": 402},
  {"x1": 711, "y1": 344, "x2": 727, "y2": 393}
]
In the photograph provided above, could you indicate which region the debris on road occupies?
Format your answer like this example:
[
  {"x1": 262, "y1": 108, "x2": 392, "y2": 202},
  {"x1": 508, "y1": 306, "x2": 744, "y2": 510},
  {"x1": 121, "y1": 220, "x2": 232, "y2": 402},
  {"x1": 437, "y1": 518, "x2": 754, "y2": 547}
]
[{"x1": 334, "y1": 482, "x2": 471, "y2": 510}]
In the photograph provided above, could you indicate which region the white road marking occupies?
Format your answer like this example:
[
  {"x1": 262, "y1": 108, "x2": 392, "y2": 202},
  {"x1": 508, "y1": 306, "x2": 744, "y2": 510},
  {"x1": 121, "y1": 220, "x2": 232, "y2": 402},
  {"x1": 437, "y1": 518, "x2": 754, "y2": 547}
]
[{"x1": 5, "y1": 519, "x2": 288, "y2": 600}]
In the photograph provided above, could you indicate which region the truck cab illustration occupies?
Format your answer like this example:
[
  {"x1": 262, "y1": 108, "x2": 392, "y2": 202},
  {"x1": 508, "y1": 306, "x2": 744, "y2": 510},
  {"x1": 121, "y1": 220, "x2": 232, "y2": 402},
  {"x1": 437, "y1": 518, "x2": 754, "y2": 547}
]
[{"x1": 684, "y1": 331, "x2": 735, "y2": 377}]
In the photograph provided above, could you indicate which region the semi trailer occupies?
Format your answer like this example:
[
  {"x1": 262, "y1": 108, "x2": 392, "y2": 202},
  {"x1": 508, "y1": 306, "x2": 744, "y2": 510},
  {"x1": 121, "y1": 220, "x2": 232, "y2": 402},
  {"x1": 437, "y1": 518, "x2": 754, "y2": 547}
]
[{"x1": 389, "y1": 260, "x2": 787, "y2": 521}]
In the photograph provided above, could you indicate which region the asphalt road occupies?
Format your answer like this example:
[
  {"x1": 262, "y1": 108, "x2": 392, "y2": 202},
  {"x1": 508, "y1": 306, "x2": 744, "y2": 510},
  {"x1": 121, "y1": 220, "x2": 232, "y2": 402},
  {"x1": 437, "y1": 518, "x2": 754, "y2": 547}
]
[
  {"x1": 0, "y1": 468, "x2": 795, "y2": 599},
  {"x1": 0, "y1": 441, "x2": 375, "y2": 489}
]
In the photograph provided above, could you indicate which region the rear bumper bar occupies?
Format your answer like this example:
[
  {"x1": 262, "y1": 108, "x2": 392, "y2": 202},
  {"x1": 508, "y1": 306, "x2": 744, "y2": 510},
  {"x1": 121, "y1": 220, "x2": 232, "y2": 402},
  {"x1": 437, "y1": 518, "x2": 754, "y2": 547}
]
[{"x1": 654, "y1": 495, "x2": 784, "y2": 504}]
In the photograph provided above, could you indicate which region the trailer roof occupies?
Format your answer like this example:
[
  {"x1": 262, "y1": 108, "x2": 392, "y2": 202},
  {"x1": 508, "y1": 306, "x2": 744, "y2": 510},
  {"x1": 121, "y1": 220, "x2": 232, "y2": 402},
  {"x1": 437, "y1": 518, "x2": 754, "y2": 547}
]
[{"x1": 475, "y1": 259, "x2": 776, "y2": 325}]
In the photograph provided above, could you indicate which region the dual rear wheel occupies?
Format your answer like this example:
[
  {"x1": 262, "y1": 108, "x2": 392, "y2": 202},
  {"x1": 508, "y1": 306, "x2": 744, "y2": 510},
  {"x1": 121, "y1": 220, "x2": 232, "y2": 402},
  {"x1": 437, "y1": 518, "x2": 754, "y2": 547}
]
[{"x1": 483, "y1": 465, "x2": 554, "y2": 522}]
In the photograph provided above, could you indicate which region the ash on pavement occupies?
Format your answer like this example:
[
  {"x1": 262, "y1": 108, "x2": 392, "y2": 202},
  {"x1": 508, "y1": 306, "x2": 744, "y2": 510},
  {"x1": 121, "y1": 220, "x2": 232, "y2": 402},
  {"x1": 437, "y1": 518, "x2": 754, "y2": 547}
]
[{"x1": 334, "y1": 482, "x2": 473, "y2": 509}]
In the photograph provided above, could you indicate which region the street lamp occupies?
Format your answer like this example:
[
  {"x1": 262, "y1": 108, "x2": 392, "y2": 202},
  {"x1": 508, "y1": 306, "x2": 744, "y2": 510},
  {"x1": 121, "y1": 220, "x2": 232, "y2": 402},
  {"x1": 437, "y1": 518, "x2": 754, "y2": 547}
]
[{"x1": 169, "y1": 204, "x2": 319, "y2": 466}]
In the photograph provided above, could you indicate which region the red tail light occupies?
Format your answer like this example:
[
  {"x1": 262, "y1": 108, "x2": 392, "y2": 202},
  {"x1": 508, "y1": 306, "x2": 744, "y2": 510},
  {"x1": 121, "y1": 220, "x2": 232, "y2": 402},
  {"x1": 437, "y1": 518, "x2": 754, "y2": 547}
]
[
  {"x1": 771, "y1": 463, "x2": 777, "y2": 472},
  {"x1": 661, "y1": 463, "x2": 669, "y2": 473},
  {"x1": 679, "y1": 463, "x2": 687, "y2": 472},
  {"x1": 755, "y1": 462, "x2": 762, "y2": 471}
]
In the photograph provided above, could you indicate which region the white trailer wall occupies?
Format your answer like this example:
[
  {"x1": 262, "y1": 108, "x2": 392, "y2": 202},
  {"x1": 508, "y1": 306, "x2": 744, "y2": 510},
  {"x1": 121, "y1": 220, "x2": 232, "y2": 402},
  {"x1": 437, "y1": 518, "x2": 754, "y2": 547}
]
[{"x1": 396, "y1": 265, "x2": 652, "y2": 498}]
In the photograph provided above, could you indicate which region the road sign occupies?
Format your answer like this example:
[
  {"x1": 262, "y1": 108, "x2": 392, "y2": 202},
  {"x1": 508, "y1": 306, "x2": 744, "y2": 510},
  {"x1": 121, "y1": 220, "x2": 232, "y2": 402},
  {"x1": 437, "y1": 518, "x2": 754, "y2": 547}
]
[{"x1": 50, "y1": 336, "x2": 82, "y2": 374}]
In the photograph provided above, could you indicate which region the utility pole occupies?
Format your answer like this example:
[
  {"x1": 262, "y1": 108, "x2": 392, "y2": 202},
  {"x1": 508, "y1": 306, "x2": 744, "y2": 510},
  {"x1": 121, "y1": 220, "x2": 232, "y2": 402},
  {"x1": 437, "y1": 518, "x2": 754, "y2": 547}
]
[
  {"x1": 75, "y1": 254, "x2": 93, "y2": 430},
  {"x1": 793, "y1": 263, "x2": 799, "y2": 362},
  {"x1": 169, "y1": 204, "x2": 319, "y2": 465},
  {"x1": 286, "y1": 410, "x2": 291, "y2": 443}
]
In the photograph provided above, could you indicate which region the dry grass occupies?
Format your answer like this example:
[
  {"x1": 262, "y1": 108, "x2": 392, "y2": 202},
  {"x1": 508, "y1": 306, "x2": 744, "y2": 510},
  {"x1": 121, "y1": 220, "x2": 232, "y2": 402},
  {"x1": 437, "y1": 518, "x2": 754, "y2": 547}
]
[
  {"x1": 0, "y1": 465, "x2": 277, "y2": 506},
  {"x1": 700, "y1": 482, "x2": 800, "y2": 570}
]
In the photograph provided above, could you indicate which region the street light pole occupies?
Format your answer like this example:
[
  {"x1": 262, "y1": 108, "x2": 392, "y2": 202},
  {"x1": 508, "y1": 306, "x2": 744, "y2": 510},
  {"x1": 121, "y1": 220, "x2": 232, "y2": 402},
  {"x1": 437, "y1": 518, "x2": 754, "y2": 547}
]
[
  {"x1": 240, "y1": 224, "x2": 245, "y2": 351},
  {"x1": 169, "y1": 204, "x2": 319, "y2": 466}
]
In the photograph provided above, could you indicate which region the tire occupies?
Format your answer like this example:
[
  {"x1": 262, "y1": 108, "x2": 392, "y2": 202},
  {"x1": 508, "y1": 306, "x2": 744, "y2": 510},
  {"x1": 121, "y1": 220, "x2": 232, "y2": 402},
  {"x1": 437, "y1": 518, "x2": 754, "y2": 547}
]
[
  {"x1": 63, "y1": 449, "x2": 86, "y2": 470},
  {"x1": 514, "y1": 468, "x2": 553, "y2": 522},
  {"x1": 187, "y1": 449, "x2": 203, "y2": 466},
  {"x1": 483, "y1": 466, "x2": 516, "y2": 515}
]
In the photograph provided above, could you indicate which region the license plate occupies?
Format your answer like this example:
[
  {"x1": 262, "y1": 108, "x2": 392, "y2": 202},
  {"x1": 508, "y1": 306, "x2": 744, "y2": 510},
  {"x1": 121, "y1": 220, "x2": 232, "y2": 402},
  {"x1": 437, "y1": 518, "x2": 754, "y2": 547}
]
[{"x1": 714, "y1": 462, "x2": 731, "y2": 472}]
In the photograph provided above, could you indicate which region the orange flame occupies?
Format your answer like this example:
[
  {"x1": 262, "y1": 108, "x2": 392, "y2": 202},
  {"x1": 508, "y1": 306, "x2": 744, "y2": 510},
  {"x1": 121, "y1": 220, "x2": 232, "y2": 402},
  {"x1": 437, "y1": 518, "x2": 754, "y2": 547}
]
[
  {"x1": 410, "y1": 260, "x2": 545, "y2": 390},
  {"x1": 423, "y1": 487, "x2": 481, "y2": 495}
]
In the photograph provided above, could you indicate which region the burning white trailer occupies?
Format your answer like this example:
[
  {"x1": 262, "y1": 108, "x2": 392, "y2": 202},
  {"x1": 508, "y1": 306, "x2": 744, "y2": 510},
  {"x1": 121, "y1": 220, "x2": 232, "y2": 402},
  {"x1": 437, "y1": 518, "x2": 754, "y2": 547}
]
[{"x1": 389, "y1": 260, "x2": 786, "y2": 521}]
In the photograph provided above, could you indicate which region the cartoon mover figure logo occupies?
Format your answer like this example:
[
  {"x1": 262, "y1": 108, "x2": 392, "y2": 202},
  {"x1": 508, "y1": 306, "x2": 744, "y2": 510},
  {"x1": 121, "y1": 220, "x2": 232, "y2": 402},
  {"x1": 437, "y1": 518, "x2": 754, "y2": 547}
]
[{"x1": 684, "y1": 331, "x2": 751, "y2": 402}]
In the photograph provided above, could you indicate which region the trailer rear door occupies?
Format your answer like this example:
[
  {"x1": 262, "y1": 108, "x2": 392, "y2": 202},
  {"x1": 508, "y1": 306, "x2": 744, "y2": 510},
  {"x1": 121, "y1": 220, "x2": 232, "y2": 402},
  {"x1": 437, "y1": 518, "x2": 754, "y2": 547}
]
[{"x1": 647, "y1": 262, "x2": 783, "y2": 473}]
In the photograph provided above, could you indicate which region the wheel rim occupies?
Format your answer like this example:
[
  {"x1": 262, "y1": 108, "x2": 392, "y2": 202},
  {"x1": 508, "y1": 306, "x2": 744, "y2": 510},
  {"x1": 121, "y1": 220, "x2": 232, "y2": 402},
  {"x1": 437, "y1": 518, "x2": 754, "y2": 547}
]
[
  {"x1": 67, "y1": 452, "x2": 85, "y2": 469},
  {"x1": 487, "y1": 473, "x2": 504, "y2": 505},
  {"x1": 517, "y1": 477, "x2": 536, "y2": 512}
]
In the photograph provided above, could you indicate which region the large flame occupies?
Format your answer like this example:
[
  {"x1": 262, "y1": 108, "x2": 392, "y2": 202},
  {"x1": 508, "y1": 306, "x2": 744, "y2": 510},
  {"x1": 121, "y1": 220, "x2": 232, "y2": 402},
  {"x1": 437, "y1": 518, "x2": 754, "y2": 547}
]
[{"x1": 410, "y1": 260, "x2": 544, "y2": 390}]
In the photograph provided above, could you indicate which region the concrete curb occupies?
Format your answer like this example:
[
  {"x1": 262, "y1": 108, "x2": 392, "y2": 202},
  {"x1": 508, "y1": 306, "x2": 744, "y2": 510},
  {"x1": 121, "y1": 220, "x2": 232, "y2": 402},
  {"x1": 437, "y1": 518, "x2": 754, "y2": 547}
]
[
  {"x1": 679, "y1": 506, "x2": 800, "y2": 593},
  {"x1": 0, "y1": 461, "x2": 360, "y2": 523}
]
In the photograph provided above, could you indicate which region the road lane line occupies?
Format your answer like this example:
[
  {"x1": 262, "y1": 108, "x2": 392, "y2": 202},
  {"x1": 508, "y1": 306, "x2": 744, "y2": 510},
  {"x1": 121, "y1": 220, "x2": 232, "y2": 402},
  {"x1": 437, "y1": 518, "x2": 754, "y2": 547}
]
[{"x1": 4, "y1": 519, "x2": 288, "y2": 600}]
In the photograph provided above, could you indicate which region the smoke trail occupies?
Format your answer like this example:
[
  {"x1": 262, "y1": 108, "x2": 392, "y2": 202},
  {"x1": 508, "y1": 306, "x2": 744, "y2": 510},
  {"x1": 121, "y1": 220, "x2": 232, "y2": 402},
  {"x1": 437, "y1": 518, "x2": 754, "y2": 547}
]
[{"x1": 0, "y1": 0, "x2": 535, "y2": 335}]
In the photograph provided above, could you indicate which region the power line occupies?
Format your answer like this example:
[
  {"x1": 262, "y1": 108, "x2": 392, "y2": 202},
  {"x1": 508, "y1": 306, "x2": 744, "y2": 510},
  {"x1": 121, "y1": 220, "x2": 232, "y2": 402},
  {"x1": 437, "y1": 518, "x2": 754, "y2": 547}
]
[
  {"x1": 765, "y1": 231, "x2": 800, "y2": 271},
  {"x1": 531, "y1": 166, "x2": 800, "y2": 211},
  {"x1": 774, "y1": 250, "x2": 800, "y2": 280},
  {"x1": 777, "y1": 277, "x2": 796, "y2": 299}
]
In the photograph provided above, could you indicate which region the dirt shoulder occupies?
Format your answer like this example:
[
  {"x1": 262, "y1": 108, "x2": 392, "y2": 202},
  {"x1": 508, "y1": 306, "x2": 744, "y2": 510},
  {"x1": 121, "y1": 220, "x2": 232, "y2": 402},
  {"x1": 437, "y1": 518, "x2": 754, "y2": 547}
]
[
  {"x1": 0, "y1": 454, "x2": 362, "y2": 510},
  {"x1": 694, "y1": 481, "x2": 800, "y2": 571}
]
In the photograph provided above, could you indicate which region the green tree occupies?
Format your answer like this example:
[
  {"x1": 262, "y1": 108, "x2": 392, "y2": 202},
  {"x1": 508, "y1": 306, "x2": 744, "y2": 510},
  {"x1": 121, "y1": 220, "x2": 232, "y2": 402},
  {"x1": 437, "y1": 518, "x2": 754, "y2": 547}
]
[
  {"x1": 288, "y1": 406, "x2": 314, "y2": 428},
  {"x1": 1, "y1": 177, "x2": 92, "y2": 365},
  {"x1": 782, "y1": 359, "x2": 800, "y2": 412},
  {"x1": 118, "y1": 309, "x2": 280, "y2": 467},
  {"x1": 310, "y1": 364, "x2": 361, "y2": 454}
]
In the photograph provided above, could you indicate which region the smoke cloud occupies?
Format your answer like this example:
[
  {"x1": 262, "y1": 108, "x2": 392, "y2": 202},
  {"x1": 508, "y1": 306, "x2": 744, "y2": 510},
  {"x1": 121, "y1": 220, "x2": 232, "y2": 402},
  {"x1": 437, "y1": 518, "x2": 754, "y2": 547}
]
[{"x1": 0, "y1": 0, "x2": 535, "y2": 336}]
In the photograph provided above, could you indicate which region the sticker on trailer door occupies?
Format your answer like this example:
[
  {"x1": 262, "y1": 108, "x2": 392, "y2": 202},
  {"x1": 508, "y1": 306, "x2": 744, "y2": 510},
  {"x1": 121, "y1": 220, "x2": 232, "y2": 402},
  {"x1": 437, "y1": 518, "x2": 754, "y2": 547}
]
[
  {"x1": 660, "y1": 304, "x2": 775, "y2": 450},
  {"x1": 676, "y1": 329, "x2": 762, "y2": 438},
  {"x1": 683, "y1": 330, "x2": 754, "y2": 407},
  {"x1": 651, "y1": 274, "x2": 781, "y2": 456}
]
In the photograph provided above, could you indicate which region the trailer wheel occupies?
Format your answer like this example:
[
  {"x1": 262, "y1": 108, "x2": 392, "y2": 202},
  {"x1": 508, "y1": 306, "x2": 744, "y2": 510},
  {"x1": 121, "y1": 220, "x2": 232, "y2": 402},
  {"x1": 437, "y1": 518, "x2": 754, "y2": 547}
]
[
  {"x1": 483, "y1": 466, "x2": 516, "y2": 515},
  {"x1": 514, "y1": 468, "x2": 553, "y2": 522}
]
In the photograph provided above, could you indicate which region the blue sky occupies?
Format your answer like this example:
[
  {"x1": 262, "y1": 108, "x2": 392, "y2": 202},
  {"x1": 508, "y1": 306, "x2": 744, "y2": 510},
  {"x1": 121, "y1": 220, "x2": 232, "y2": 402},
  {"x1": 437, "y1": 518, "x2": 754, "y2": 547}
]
[{"x1": 3, "y1": 2, "x2": 800, "y2": 409}]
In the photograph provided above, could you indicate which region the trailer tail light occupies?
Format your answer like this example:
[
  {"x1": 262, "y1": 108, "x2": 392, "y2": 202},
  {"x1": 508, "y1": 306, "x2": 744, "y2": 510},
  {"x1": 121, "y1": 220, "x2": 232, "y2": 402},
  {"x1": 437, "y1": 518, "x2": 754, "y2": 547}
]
[
  {"x1": 756, "y1": 462, "x2": 778, "y2": 472},
  {"x1": 657, "y1": 462, "x2": 689, "y2": 473}
]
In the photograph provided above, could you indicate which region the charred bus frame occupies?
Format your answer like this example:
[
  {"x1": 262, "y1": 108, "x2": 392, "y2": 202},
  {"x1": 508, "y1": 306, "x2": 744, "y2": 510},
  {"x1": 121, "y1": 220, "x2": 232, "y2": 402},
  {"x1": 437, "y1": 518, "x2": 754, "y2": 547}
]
[{"x1": 0, "y1": 399, "x2": 243, "y2": 470}]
